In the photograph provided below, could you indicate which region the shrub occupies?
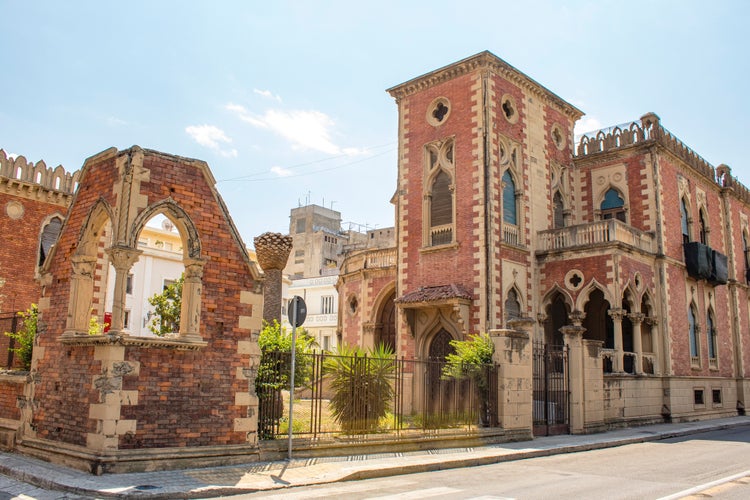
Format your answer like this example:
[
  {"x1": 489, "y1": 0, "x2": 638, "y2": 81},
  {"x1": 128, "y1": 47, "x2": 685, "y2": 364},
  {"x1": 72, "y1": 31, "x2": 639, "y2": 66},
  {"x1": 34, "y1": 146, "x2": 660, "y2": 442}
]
[
  {"x1": 324, "y1": 343, "x2": 395, "y2": 434},
  {"x1": 442, "y1": 333, "x2": 495, "y2": 426},
  {"x1": 4, "y1": 305, "x2": 38, "y2": 371}
]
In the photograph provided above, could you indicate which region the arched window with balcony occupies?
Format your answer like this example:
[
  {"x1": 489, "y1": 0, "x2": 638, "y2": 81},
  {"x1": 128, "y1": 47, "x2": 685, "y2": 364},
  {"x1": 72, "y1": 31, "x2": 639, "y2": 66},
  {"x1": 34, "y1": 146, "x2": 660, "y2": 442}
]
[
  {"x1": 600, "y1": 188, "x2": 626, "y2": 222},
  {"x1": 428, "y1": 169, "x2": 453, "y2": 246},
  {"x1": 502, "y1": 169, "x2": 517, "y2": 225}
]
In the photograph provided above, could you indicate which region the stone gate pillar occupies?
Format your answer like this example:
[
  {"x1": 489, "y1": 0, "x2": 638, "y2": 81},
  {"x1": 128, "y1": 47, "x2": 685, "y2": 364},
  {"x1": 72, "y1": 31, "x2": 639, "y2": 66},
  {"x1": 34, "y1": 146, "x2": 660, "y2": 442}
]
[
  {"x1": 490, "y1": 317, "x2": 534, "y2": 436},
  {"x1": 253, "y1": 232, "x2": 293, "y2": 325},
  {"x1": 562, "y1": 310, "x2": 586, "y2": 434}
]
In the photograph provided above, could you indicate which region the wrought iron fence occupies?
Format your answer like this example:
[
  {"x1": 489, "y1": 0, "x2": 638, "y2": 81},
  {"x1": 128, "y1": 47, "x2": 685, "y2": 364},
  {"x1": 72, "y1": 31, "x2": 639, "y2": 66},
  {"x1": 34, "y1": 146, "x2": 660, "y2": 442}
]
[
  {"x1": 256, "y1": 350, "x2": 498, "y2": 440},
  {"x1": 532, "y1": 342, "x2": 569, "y2": 436}
]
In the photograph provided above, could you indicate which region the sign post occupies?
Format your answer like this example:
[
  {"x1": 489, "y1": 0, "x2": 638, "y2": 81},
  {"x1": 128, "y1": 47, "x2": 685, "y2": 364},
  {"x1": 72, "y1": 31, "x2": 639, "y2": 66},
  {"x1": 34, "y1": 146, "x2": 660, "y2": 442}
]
[{"x1": 286, "y1": 295, "x2": 306, "y2": 461}]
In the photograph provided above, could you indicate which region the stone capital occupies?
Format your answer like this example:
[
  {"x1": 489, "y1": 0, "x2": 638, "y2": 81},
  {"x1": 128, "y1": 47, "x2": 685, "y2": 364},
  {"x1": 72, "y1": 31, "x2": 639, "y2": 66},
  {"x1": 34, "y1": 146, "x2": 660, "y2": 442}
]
[
  {"x1": 71, "y1": 255, "x2": 98, "y2": 277},
  {"x1": 608, "y1": 308, "x2": 626, "y2": 321},
  {"x1": 568, "y1": 310, "x2": 586, "y2": 326},
  {"x1": 105, "y1": 245, "x2": 142, "y2": 271},
  {"x1": 184, "y1": 258, "x2": 207, "y2": 280},
  {"x1": 628, "y1": 312, "x2": 645, "y2": 324}
]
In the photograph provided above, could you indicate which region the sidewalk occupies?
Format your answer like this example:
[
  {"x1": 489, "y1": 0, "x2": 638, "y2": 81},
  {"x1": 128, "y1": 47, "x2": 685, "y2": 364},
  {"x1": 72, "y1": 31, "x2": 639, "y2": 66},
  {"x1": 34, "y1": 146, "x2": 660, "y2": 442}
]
[{"x1": 1, "y1": 416, "x2": 749, "y2": 499}]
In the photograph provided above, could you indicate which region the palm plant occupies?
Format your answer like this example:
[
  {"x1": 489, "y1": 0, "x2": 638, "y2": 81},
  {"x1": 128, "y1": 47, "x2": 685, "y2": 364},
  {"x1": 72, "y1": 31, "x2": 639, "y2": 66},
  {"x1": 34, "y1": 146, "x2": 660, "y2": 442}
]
[{"x1": 324, "y1": 343, "x2": 396, "y2": 434}]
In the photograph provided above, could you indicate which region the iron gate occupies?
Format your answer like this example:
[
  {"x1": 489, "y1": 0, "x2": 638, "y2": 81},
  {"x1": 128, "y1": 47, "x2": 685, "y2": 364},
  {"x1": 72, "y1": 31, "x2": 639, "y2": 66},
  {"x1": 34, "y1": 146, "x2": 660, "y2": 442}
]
[{"x1": 533, "y1": 341, "x2": 569, "y2": 436}]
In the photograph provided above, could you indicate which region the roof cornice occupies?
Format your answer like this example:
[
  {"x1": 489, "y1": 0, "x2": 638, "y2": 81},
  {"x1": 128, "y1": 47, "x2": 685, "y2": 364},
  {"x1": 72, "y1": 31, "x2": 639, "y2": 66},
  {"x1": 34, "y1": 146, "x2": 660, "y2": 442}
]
[{"x1": 386, "y1": 51, "x2": 583, "y2": 120}]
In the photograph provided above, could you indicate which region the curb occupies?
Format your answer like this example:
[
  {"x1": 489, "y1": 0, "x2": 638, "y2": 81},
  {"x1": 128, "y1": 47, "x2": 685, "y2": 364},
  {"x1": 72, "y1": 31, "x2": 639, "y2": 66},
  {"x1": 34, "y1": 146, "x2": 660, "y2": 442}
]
[{"x1": 1, "y1": 419, "x2": 749, "y2": 498}]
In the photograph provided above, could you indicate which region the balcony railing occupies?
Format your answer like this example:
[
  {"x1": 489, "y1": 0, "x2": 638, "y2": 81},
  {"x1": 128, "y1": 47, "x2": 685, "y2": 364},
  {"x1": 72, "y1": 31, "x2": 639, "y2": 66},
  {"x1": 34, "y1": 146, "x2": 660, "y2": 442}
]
[
  {"x1": 503, "y1": 223, "x2": 520, "y2": 246},
  {"x1": 430, "y1": 224, "x2": 453, "y2": 246},
  {"x1": 365, "y1": 247, "x2": 396, "y2": 269},
  {"x1": 537, "y1": 219, "x2": 655, "y2": 254}
]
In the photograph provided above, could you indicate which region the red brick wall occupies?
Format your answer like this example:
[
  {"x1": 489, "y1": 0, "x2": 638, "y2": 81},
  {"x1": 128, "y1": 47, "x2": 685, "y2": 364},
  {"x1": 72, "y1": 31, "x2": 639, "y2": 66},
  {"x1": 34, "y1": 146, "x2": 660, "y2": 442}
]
[
  {"x1": 33, "y1": 148, "x2": 257, "y2": 449},
  {"x1": 0, "y1": 373, "x2": 24, "y2": 420}
]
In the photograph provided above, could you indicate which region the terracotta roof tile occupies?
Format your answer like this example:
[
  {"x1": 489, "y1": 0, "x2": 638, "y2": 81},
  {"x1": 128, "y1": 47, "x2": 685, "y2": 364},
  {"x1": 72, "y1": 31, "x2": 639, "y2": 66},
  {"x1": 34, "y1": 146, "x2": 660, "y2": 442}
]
[{"x1": 396, "y1": 284, "x2": 473, "y2": 304}]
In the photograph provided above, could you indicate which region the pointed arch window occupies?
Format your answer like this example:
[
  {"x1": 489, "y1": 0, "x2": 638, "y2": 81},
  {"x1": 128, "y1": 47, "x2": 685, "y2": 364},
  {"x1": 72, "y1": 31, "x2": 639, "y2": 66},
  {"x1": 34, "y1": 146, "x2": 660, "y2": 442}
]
[
  {"x1": 424, "y1": 139, "x2": 455, "y2": 248},
  {"x1": 707, "y1": 309, "x2": 717, "y2": 360},
  {"x1": 39, "y1": 216, "x2": 63, "y2": 266},
  {"x1": 553, "y1": 191, "x2": 565, "y2": 229},
  {"x1": 688, "y1": 304, "x2": 699, "y2": 359},
  {"x1": 600, "y1": 188, "x2": 626, "y2": 222},
  {"x1": 502, "y1": 170, "x2": 517, "y2": 225},
  {"x1": 698, "y1": 208, "x2": 708, "y2": 245},
  {"x1": 504, "y1": 288, "x2": 521, "y2": 322},
  {"x1": 429, "y1": 170, "x2": 453, "y2": 246},
  {"x1": 680, "y1": 197, "x2": 691, "y2": 244}
]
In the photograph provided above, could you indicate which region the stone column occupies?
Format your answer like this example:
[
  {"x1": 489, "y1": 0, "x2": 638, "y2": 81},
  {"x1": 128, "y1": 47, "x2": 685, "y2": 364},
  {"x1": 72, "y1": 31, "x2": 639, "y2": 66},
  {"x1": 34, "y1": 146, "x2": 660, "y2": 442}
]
[
  {"x1": 562, "y1": 310, "x2": 586, "y2": 434},
  {"x1": 629, "y1": 312, "x2": 645, "y2": 375},
  {"x1": 254, "y1": 232, "x2": 293, "y2": 325},
  {"x1": 105, "y1": 246, "x2": 142, "y2": 335},
  {"x1": 179, "y1": 258, "x2": 206, "y2": 342},
  {"x1": 608, "y1": 308, "x2": 625, "y2": 372},
  {"x1": 646, "y1": 317, "x2": 660, "y2": 375},
  {"x1": 64, "y1": 255, "x2": 98, "y2": 336}
]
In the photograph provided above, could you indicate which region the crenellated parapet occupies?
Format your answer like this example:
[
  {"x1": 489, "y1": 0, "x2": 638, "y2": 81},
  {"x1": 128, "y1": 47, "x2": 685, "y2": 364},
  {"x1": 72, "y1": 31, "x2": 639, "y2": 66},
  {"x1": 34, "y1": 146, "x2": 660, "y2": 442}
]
[
  {"x1": 575, "y1": 113, "x2": 715, "y2": 182},
  {"x1": 0, "y1": 149, "x2": 79, "y2": 194}
]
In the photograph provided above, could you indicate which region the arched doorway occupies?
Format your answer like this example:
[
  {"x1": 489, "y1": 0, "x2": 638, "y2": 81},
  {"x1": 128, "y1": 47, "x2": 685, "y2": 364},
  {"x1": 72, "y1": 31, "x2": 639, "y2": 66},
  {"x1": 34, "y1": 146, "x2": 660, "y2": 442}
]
[
  {"x1": 375, "y1": 291, "x2": 396, "y2": 352},
  {"x1": 426, "y1": 328, "x2": 459, "y2": 423},
  {"x1": 583, "y1": 288, "x2": 614, "y2": 371}
]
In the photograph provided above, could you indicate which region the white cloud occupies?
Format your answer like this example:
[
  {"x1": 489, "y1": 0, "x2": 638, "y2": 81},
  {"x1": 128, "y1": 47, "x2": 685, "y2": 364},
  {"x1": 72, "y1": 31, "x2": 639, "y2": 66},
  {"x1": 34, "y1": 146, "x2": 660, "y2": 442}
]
[
  {"x1": 185, "y1": 124, "x2": 238, "y2": 158},
  {"x1": 253, "y1": 88, "x2": 282, "y2": 102},
  {"x1": 574, "y1": 116, "x2": 604, "y2": 136},
  {"x1": 226, "y1": 103, "x2": 362, "y2": 156},
  {"x1": 270, "y1": 165, "x2": 292, "y2": 177},
  {"x1": 106, "y1": 116, "x2": 127, "y2": 127}
]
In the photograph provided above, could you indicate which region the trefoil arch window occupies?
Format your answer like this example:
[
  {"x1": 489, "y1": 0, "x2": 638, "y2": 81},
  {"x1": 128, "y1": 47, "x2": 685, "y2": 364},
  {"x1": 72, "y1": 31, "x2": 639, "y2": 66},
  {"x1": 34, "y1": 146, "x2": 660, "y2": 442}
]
[
  {"x1": 504, "y1": 288, "x2": 521, "y2": 322},
  {"x1": 600, "y1": 188, "x2": 626, "y2": 222},
  {"x1": 698, "y1": 208, "x2": 708, "y2": 245}
]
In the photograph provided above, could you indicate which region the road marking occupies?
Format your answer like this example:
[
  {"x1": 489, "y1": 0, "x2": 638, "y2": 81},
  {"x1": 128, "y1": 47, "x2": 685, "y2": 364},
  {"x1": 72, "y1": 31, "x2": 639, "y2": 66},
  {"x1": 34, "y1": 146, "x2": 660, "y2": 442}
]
[
  {"x1": 367, "y1": 486, "x2": 461, "y2": 499},
  {"x1": 656, "y1": 469, "x2": 750, "y2": 500}
]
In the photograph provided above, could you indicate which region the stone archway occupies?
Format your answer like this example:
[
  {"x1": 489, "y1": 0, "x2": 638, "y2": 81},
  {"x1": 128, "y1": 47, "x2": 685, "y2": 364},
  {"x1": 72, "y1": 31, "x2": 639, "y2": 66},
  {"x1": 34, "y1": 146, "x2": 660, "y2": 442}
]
[{"x1": 374, "y1": 291, "x2": 396, "y2": 352}]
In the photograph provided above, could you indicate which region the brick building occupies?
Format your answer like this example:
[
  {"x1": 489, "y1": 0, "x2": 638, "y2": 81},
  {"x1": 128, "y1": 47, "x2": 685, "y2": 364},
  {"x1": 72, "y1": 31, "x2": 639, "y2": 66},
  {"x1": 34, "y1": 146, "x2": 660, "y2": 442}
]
[
  {"x1": 0, "y1": 150, "x2": 78, "y2": 368},
  {"x1": 340, "y1": 51, "x2": 750, "y2": 430}
]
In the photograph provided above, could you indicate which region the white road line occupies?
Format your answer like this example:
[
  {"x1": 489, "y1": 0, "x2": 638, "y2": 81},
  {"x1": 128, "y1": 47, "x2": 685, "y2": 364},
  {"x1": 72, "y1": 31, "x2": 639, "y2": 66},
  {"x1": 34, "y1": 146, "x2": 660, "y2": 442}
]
[
  {"x1": 367, "y1": 486, "x2": 461, "y2": 499},
  {"x1": 656, "y1": 469, "x2": 750, "y2": 500}
]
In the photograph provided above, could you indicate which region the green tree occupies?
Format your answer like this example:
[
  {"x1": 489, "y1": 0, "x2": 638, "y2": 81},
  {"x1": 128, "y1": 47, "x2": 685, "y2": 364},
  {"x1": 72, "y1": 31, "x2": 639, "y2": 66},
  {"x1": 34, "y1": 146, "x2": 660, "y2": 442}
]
[
  {"x1": 4, "y1": 304, "x2": 38, "y2": 371},
  {"x1": 442, "y1": 333, "x2": 495, "y2": 426},
  {"x1": 147, "y1": 275, "x2": 183, "y2": 336},
  {"x1": 255, "y1": 320, "x2": 316, "y2": 439},
  {"x1": 324, "y1": 343, "x2": 395, "y2": 434}
]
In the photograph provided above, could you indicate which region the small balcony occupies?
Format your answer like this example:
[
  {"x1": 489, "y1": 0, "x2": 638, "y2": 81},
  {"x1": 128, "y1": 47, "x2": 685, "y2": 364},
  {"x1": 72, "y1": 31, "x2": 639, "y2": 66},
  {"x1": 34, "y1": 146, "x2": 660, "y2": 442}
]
[{"x1": 537, "y1": 219, "x2": 655, "y2": 255}]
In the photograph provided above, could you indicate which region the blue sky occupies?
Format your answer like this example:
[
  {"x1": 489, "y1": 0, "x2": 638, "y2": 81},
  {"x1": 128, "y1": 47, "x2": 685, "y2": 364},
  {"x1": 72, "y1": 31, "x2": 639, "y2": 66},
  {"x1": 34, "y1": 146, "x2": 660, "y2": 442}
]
[{"x1": 2, "y1": 1, "x2": 748, "y2": 247}]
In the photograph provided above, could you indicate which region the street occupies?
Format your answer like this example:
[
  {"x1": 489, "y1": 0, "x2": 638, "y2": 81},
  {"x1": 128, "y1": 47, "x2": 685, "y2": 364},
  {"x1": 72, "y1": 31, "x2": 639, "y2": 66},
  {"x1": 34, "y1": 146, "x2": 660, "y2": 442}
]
[{"x1": 233, "y1": 426, "x2": 750, "y2": 500}]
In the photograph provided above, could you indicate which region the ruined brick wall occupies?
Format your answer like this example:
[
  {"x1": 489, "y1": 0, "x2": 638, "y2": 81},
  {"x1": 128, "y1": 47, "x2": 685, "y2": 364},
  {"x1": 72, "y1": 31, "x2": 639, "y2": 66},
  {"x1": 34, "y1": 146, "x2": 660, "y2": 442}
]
[
  {"x1": 31, "y1": 147, "x2": 262, "y2": 450},
  {"x1": 0, "y1": 372, "x2": 24, "y2": 420}
]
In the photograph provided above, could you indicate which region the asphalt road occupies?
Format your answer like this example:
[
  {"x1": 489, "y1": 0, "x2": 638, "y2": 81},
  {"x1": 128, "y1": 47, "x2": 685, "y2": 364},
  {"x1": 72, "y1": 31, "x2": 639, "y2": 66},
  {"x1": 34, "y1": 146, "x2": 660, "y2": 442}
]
[{"x1": 235, "y1": 426, "x2": 750, "y2": 500}]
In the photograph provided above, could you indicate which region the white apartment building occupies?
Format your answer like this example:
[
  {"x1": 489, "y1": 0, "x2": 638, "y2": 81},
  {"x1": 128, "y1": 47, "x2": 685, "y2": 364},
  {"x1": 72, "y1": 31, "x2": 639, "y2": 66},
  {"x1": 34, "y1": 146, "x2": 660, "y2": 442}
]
[
  {"x1": 281, "y1": 274, "x2": 338, "y2": 352},
  {"x1": 104, "y1": 220, "x2": 184, "y2": 337}
]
